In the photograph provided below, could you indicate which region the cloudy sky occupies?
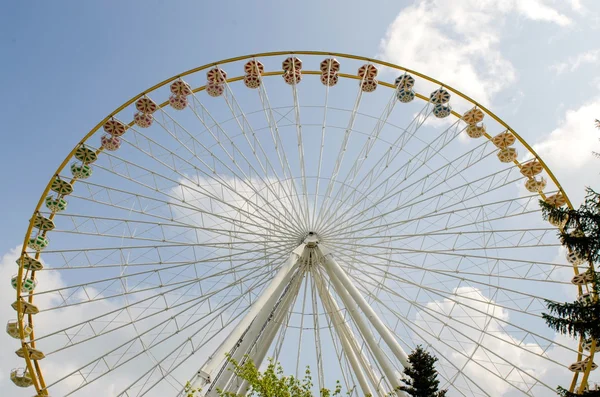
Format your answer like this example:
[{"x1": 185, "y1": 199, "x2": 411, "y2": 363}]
[{"x1": 1, "y1": 0, "x2": 599, "y2": 395}]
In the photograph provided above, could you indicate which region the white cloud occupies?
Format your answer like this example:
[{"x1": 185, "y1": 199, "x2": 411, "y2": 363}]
[
  {"x1": 378, "y1": 0, "x2": 571, "y2": 105},
  {"x1": 515, "y1": 0, "x2": 572, "y2": 25},
  {"x1": 532, "y1": 98, "x2": 600, "y2": 204},
  {"x1": 0, "y1": 245, "x2": 228, "y2": 396},
  {"x1": 550, "y1": 49, "x2": 600, "y2": 75},
  {"x1": 0, "y1": 246, "x2": 140, "y2": 396},
  {"x1": 567, "y1": 0, "x2": 584, "y2": 12},
  {"x1": 0, "y1": 174, "x2": 305, "y2": 396},
  {"x1": 414, "y1": 286, "x2": 599, "y2": 396},
  {"x1": 171, "y1": 174, "x2": 302, "y2": 246}
]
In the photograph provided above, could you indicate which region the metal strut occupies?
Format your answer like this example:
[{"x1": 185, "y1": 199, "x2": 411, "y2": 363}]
[
  {"x1": 186, "y1": 236, "x2": 411, "y2": 397},
  {"x1": 188, "y1": 249, "x2": 302, "y2": 394}
]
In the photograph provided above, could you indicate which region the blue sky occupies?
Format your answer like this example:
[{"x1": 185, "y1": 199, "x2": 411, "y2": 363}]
[
  {"x1": 1, "y1": 1, "x2": 600, "y2": 395},
  {"x1": 0, "y1": 0, "x2": 409, "y2": 252},
  {"x1": 1, "y1": 0, "x2": 599, "y2": 254}
]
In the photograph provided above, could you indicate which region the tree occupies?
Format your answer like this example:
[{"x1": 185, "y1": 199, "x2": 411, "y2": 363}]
[
  {"x1": 184, "y1": 381, "x2": 202, "y2": 397},
  {"x1": 540, "y1": 189, "x2": 600, "y2": 396},
  {"x1": 217, "y1": 355, "x2": 342, "y2": 397},
  {"x1": 399, "y1": 346, "x2": 447, "y2": 397},
  {"x1": 541, "y1": 188, "x2": 600, "y2": 265},
  {"x1": 557, "y1": 385, "x2": 600, "y2": 397}
]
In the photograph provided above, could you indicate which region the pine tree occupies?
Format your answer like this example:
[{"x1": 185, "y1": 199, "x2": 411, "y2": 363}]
[
  {"x1": 542, "y1": 268, "x2": 600, "y2": 342},
  {"x1": 399, "y1": 346, "x2": 447, "y2": 397},
  {"x1": 540, "y1": 188, "x2": 600, "y2": 265},
  {"x1": 540, "y1": 188, "x2": 600, "y2": 395}
]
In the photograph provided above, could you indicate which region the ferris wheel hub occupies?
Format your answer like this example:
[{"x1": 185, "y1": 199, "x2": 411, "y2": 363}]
[{"x1": 303, "y1": 232, "x2": 320, "y2": 248}]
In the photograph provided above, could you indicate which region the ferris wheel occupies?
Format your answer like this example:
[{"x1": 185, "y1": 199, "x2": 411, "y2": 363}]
[{"x1": 9, "y1": 51, "x2": 598, "y2": 396}]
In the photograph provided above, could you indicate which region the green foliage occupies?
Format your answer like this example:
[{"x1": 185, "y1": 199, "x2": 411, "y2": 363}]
[
  {"x1": 541, "y1": 186, "x2": 600, "y2": 395},
  {"x1": 540, "y1": 188, "x2": 600, "y2": 264},
  {"x1": 184, "y1": 380, "x2": 202, "y2": 397},
  {"x1": 399, "y1": 346, "x2": 447, "y2": 397},
  {"x1": 540, "y1": 188, "x2": 600, "y2": 342},
  {"x1": 217, "y1": 355, "x2": 342, "y2": 397},
  {"x1": 558, "y1": 385, "x2": 600, "y2": 397},
  {"x1": 542, "y1": 268, "x2": 600, "y2": 341}
]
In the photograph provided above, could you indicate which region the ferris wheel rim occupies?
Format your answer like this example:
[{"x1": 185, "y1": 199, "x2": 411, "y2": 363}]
[{"x1": 13, "y1": 50, "x2": 586, "y2": 396}]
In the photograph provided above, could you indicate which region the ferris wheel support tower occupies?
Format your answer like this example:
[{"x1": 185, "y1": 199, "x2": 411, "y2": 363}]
[{"x1": 188, "y1": 234, "x2": 411, "y2": 397}]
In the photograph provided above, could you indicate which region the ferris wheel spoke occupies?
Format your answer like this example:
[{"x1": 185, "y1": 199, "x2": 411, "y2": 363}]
[
  {"x1": 35, "y1": 241, "x2": 286, "y2": 256},
  {"x1": 336, "y1": 263, "x2": 547, "y2": 342},
  {"x1": 330, "y1": 238, "x2": 570, "y2": 282},
  {"x1": 117, "y1": 117, "x2": 299, "y2": 239},
  {"x1": 32, "y1": 247, "x2": 284, "y2": 312},
  {"x1": 255, "y1": 72, "x2": 309, "y2": 231},
  {"x1": 88, "y1": 150, "x2": 300, "y2": 242},
  {"x1": 330, "y1": 246, "x2": 561, "y2": 319},
  {"x1": 345, "y1": 262, "x2": 557, "y2": 395},
  {"x1": 331, "y1": 91, "x2": 399, "y2": 196},
  {"x1": 386, "y1": 303, "x2": 537, "y2": 396},
  {"x1": 51, "y1": 212, "x2": 292, "y2": 244},
  {"x1": 256, "y1": 84, "x2": 295, "y2": 182},
  {"x1": 68, "y1": 178, "x2": 296, "y2": 244},
  {"x1": 286, "y1": 66, "x2": 312, "y2": 232},
  {"x1": 322, "y1": 136, "x2": 495, "y2": 237},
  {"x1": 120, "y1": 268, "x2": 277, "y2": 397},
  {"x1": 378, "y1": 184, "x2": 545, "y2": 254},
  {"x1": 47, "y1": 259, "x2": 277, "y2": 394},
  {"x1": 37, "y1": 233, "x2": 289, "y2": 271},
  {"x1": 336, "y1": 226, "x2": 558, "y2": 245},
  {"x1": 62, "y1": 292, "x2": 245, "y2": 396},
  {"x1": 35, "y1": 251, "x2": 284, "y2": 354},
  {"x1": 36, "y1": 258, "x2": 245, "y2": 271},
  {"x1": 119, "y1": 127, "x2": 303, "y2": 241},
  {"x1": 48, "y1": 213, "x2": 294, "y2": 249},
  {"x1": 331, "y1": 212, "x2": 555, "y2": 261},
  {"x1": 320, "y1": 117, "x2": 465, "y2": 235},
  {"x1": 328, "y1": 238, "x2": 561, "y2": 255},
  {"x1": 353, "y1": 101, "x2": 435, "y2": 193},
  {"x1": 318, "y1": 104, "x2": 451, "y2": 230},
  {"x1": 335, "y1": 253, "x2": 567, "y2": 285},
  {"x1": 356, "y1": 263, "x2": 569, "y2": 362},
  {"x1": 331, "y1": 188, "x2": 541, "y2": 241},
  {"x1": 327, "y1": 206, "x2": 536, "y2": 255},
  {"x1": 328, "y1": 141, "x2": 497, "y2": 235},
  {"x1": 220, "y1": 78, "x2": 277, "y2": 179},
  {"x1": 357, "y1": 159, "x2": 518, "y2": 235},
  {"x1": 334, "y1": 218, "x2": 558, "y2": 261},
  {"x1": 382, "y1": 290, "x2": 554, "y2": 395},
  {"x1": 34, "y1": 267, "x2": 273, "y2": 351},
  {"x1": 310, "y1": 71, "x2": 333, "y2": 233},
  {"x1": 317, "y1": 98, "x2": 432, "y2": 232},
  {"x1": 334, "y1": 252, "x2": 576, "y2": 357},
  {"x1": 316, "y1": 84, "x2": 364, "y2": 232},
  {"x1": 220, "y1": 78, "x2": 308, "y2": 232},
  {"x1": 179, "y1": 92, "x2": 306, "y2": 237}
]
